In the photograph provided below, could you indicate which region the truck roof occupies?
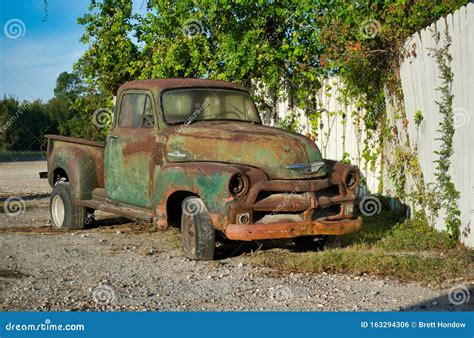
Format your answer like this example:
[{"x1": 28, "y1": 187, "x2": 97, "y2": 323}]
[{"x1": 118, "y1": 78, "x2": 247, "y2": 93}]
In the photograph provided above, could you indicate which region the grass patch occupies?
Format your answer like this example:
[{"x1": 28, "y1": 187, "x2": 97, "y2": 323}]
[
  {"x1": 377, "y1": 212, "x2": 458, "y2": 251},
  {"x1": 249, "y1": 249, "x2": 470, "y2": 283},
  {"x1": 246, "y1": 210, "x2": 473, "y2": 284}
]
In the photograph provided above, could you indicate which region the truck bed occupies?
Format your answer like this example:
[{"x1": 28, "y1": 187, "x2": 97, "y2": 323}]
[
  {"x1": 45, "y1": 134, "x2": 106, "y2": 196},
  {"x1": 45, "y1": 134, "x2": 105, "y2": 148}
]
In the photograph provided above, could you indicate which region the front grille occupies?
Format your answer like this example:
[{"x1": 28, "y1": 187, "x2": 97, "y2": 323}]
[
  {"x1": 312, "y1": 204, "x2": 341, "y2": 220},
  {"x1": 315, "y1": 185, "x2": 340, "y2": 198}
]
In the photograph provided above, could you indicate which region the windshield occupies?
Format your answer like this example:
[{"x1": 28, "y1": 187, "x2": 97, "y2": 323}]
[{"x1": 162, "y1": 88, "x2": 261, "y2": 124}]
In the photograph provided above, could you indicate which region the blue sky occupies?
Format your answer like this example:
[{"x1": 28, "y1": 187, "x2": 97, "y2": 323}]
[{"x1": 0, "y1": 0, "x2": 92, "y2": 101}]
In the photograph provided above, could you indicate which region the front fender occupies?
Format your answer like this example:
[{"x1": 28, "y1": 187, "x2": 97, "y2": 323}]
[{"x1": 154, "y1": 162, "x2": 267, "y2": 229}]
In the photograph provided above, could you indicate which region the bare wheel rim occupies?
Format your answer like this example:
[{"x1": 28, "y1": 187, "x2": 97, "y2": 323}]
[{"x1": 51, "y1": 195, "x2": 65, "y2": 227}]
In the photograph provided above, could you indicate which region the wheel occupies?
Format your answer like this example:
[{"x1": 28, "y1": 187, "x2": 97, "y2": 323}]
[
  {"x1": 180, "y1": 196, "x2": 215, "y2": 260},
  {"x1": 293, "y1": 235, "x2": 327, "y2": 251},
  {"x1": 50, "y1": 182, "x2": 87, "y2": 230}
]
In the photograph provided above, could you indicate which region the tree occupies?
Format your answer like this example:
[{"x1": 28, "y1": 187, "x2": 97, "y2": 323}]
[
  {"x1": 0, "y1": 97, "x2": 54, "y2": 151},
  {"x1": 75, "y1": 0, "x2": 139, "y2": 95},
  {"x1": 75, "y1": 0, "x2": 468, "y2": 128},
  {"x1": 54, "y1": 71, "x2": 84, "y2": 101}
]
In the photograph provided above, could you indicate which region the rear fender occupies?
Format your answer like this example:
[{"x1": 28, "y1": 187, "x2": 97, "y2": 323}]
[{"x1": 48, "y1": 143, "x2": 104, "y2": 200}]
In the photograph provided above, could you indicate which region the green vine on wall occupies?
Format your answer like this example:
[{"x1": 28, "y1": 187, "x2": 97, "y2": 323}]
[{"x1": 428, "y1": 26, "x2": 461, "y2": 239}]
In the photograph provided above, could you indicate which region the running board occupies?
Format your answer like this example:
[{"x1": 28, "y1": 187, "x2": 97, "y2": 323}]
[{"x1": 76, "y1": 199, "x2": 153, "y2": 222}]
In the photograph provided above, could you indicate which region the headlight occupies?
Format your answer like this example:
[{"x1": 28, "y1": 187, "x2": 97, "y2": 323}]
[
  {"x1": 345, "y1": 170, "x2": 358, "y2": 190},
  {"x1": 229, "y1": 173, "x2": 250, "y2": 197}
]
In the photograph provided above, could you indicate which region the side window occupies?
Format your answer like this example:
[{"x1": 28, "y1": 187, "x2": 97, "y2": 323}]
[{"x1": 118, "y1": 93, "x2": 154, "y2": 128}]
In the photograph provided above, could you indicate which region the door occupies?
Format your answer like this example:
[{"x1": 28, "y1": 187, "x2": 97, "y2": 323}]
[{"x1": 104, "y1": 90, "x2": 156, "y2": 209}]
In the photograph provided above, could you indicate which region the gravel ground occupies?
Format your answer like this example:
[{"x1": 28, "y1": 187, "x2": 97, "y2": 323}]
[
  {"x1": 0, "y1": 160, "x2": 472, "y2": 311},
  {"x1": 0, "y1": 160, "x2": 50, "y2": 198}
]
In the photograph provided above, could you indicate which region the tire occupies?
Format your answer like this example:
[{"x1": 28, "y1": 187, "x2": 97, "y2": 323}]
[
  {"x1": 50, "y1": 182, "x2": 87, "y2": 230},
  {"x1": 293, "y1": 235, "x2": 327, "y2": 251},
  {"x1": 180, "y1": 196, "x2": 215, "y2": 260}
]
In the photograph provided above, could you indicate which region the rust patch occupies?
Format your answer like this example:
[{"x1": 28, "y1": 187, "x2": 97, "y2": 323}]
[{"x1": 225, "y1": 217, "x2": 362, "y2": 241}]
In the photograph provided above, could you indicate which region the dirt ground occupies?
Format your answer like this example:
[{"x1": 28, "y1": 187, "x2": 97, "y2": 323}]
[{"x1": 0, "y1": 160, "x2": 472, "y2": 311}]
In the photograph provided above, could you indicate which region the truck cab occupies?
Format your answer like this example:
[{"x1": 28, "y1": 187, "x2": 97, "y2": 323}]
[{"x1": 46, "y1": 79, "x2": 362, "y2": 260}]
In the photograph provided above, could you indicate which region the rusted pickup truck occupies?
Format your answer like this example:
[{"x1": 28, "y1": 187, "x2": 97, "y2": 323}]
[{"x1": 45, "y1": 79, "x2": 362, "y2": 260}]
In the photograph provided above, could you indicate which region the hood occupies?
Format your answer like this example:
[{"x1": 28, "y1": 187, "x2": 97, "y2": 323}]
[{"x1": 165, "y1": 121, "x2": 327, "y2": 179}]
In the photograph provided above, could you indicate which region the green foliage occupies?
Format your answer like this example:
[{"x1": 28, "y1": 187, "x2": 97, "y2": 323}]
[
  {"x1": 0, "y1": 97, "x2": 55, "y2": 151},
  {"x1": 318, "y1": 0, "x2": 468, "y2": 112},
  {"x1": 50, "y1": 71, "x2": 111, "y2": 141},
  {"x1": 76, "y1": 0, "x2": 465, "y2": 119},
  {"x1": 341, "y1": 152, "x2": 351, "y2": 164},
  {"x1": 414, "y1": 110, "x2": 424, "y2": 127},
  {"x1": 249, "y1": 247, "x2": 470, "y2": 284},
  {"x1": 60, "y1": 93, "x2": 112, "y2": 141},
  {"x1": 275, "y1": 111, "x2": 302, "y2": 133},
  {"x1": 54, "y1": 72, "x2": 84, "y2": 101},
  {"x1": 0, "y1": 70, "x2": 110, "y2": 150},
  {"x1": 248, "y1": 210, "x2": 471, "y2": 283},
  {"x1": 429, "y1": 28, "x2": 461, "y2": 239},
  {"x1": 380, "y1": 211, "x2": 457, "y2": 251},
  {"x1": 315, "y1": 0, "x2": 465, "y2": 224},
  {"x1": 75, "y1": 0, "x2": 331, "y2": 113},
  {"x1": 76, "y1": 0, "x2": 138, "y2": 94}
]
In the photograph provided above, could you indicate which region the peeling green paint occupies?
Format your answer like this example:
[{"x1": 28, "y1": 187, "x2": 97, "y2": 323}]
[
  {"x1": 166, "y1": 122, "x2": 327, "y2": 179},
  {"x1": 154, "y1": 165, "x2": 232, "y2": 215}
]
